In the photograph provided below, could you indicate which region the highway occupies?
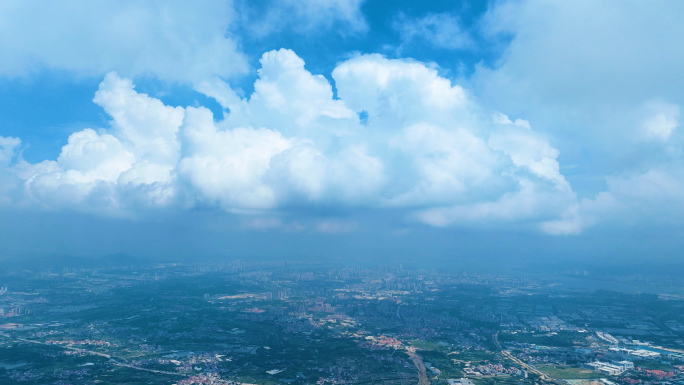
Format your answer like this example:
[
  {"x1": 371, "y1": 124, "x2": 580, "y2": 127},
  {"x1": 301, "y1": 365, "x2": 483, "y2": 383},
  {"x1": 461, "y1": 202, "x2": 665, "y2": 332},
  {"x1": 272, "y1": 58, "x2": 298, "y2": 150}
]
[
  {"x1": 493, "y1": 332, "x2": 566, "y2": 385},
  {"x1": 0, "y1": 332, "x2": 182, "y2": 377},
  {"x1": 407, "y1": 351, "x2": 430, "y2": 385}
]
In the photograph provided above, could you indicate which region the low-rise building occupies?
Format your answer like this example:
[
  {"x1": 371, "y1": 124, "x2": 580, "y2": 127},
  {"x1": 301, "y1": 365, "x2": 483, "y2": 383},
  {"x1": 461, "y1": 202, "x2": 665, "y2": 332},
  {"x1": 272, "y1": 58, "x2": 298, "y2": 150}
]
[
  {"x1": 447, "y1": 379, "x2": 475, "y2": 385},
  {"x1": 584, "y1": 361, "x2": 625, "y2": 375}
]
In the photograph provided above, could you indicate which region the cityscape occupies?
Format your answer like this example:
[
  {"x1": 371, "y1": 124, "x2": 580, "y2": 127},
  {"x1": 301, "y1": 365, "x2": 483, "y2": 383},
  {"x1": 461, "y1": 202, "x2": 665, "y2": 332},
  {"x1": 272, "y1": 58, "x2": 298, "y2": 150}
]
[{"x1": 0, "y1": 258, "x2": 682, "y2": 385}]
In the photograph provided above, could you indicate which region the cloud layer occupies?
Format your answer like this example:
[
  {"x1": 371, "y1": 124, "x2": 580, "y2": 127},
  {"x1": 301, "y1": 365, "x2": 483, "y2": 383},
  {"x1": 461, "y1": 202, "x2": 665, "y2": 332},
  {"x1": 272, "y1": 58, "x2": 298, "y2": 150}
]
[
  {"x1": 393, "y1": 12, "x2": 473, "y2": 50},
  {"x1": 0, "y1": 0, "x2": 246, "y2": 83},
  {"x1": 474, "y1": 0, "x2": 684, "y2": 234},
  {"x1": 2, "y1": 1, "x2": 683, "y2": 240},
  {"x1": 1, "y1": 49, "x2": 578, "y2": 233},
  {"x1": 239, "y1": 0, "x2": 368, "y2": 37}
]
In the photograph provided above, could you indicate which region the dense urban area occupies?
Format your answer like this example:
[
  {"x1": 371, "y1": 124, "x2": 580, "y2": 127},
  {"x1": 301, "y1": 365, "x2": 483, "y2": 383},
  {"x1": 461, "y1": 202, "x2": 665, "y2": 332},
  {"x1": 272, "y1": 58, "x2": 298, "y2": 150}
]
[{"x1": 0, "y1": 257, "x2": 683, "y2": 385}]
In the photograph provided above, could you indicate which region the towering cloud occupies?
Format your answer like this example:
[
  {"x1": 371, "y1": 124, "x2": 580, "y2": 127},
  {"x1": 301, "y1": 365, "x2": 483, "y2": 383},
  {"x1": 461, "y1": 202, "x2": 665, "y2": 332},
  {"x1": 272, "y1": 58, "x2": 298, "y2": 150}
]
[{"x1": 2, "y1": 49, "x2": 579, "y2": 233}]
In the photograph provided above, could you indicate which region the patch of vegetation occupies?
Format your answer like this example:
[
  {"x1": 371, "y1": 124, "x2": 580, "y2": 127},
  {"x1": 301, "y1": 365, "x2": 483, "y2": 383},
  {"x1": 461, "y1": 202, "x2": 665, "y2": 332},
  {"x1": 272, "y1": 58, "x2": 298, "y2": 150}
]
[
  {"x1": 499, "y1": 331, "x2": 591, "y2": 348},
  {"x1": 634, "y1": 360, "x2": 672, "y2": 371},
  {"x1": 537, "y1": 364, "x2": 604, "y2": 379}
]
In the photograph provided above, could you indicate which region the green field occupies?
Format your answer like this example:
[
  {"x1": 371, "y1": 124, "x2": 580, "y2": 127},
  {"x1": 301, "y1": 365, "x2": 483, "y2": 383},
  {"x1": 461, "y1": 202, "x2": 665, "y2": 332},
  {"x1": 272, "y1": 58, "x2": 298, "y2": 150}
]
[
  {"x1": 498, "y1": 331, "x2": 593, "y2": 348},
  {"x1": 409, "y1": 340, "x2": 442, "y2": 351},
  {"x1": 537, "y1": 364, "x2": 604, "y2": 380}
]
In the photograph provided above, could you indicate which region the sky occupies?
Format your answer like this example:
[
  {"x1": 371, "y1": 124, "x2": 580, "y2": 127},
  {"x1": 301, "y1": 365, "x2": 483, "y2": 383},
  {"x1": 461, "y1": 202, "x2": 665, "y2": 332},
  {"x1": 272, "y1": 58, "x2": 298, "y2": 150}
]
[{"x1": 1, "y1": 0, "x2": 683, "y2": 263}]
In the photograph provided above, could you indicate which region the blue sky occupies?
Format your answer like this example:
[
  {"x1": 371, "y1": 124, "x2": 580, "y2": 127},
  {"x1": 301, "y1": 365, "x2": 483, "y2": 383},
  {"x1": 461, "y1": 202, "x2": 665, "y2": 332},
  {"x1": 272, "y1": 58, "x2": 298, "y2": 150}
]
[{"x1": 1, "y1": 0, "x2": 683, "y2": 262}]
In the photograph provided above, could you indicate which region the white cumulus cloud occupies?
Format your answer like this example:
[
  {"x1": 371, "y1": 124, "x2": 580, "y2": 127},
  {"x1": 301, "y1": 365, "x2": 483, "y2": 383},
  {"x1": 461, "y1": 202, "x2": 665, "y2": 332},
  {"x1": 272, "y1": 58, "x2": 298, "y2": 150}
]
[
  {"x1": 473, "y1": 0, "x2": 684, "y2": 233},
  {"x1": 642, "y1": 101, "x2": 679, "y2": 141},
  {"x1": 4, "y1": 50, "x2": 580, "y2": 233}
]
